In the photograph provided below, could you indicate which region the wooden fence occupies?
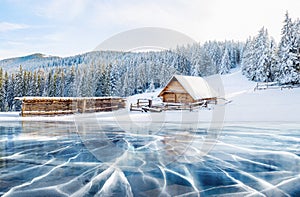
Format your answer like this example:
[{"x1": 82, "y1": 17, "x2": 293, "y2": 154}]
[
  {"x1": 254, "y1": 82, "x2": 300, "y2": 91},
  {"x1": 15, "y1": 97, "x2": 126, "y2": 117}
]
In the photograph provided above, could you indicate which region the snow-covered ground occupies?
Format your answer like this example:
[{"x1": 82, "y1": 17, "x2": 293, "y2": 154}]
[
  {"x1": 0, "y1": 68, "x2": 299, "y2": 123},
  {"x1": 221, "y1": 69, "x2": 300, "y2": 122}
]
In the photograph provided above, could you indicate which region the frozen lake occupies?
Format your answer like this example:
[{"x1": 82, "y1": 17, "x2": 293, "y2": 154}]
[{"x1": 0, "y1": 119, "x2": 300, "y2": 196}]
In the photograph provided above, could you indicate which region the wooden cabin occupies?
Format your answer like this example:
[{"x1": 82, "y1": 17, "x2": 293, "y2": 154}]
[
  {"x1": 158, "y1": 75, "x2": 218, "y2": 104},
  {"x1": 15, "y1": 97, "x2": 126, "y2": 117}
]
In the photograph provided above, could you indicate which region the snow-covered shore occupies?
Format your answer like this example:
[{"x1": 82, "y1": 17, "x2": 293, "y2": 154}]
[
  {"x1": 222, "y1": 70, "x2": 300, "y2": 122},
  {"x1": 0, "y1": 69, "x2": 299, "y2": 123}
]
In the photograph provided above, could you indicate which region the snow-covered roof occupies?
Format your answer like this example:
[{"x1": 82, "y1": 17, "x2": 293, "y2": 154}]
[{"x1": 159, "y1": 75, "x2": 218, "y2": 100}]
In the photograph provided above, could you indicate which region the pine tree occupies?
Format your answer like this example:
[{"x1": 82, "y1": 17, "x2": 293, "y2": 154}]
[
  {"x1": 3, "y1": 72, "x2": 9, "y2": 111},
  {"x1": 54, "y1": 68, "x2": 64, "y2": 97},
  {"x1": 253, "y1": 27, "x2": 272, "y2": 82},
  {"x1": 64, "y1": 66, "x2": 76, "y2": 97},
  {"x1": 191, "y1": 64, "x2": 200, "y2": 76},
  {"x1": 147, "y1": 79, "x2": 155, "y2": 92},
  {"x1": 103, "y1": 64, "x2": 111, "y2": 96},
  {"x1": 277, "y1": 11, "x2": 299, "y2": 84},
  {"x1": 45, "y1": 71, "x2": 53, "y2": 97},
  {"x1": 7, "y1": 74, "x2": 15, "y2": 111},
  {"x1": 269, "y1": 38, "x2": 279, "y2": 81},
  {"x1": 25, "y1": 71, "x2": 34, "y2": 96},
  {"x1": 95, "y1": 65, "x2": 103, "y2": 97},
  {"x1": 14, "y1": 65, "x2": 24, "y2": 111},
  {"x1": 242, "y1": 37, "x2": 254, "y2": 78},
  {"x1": 37, "y1": 70, "x2": 45, "y2": 96},
  {"x1": 293, "y1": 18, "x2": 300, "y2": 73},
  {"x1": 199, "y1": 49, "x2": 216, "y2": 76},
  {"x1": 110, "y1": 64, "x2": 121, "y2": 96},
  {"x1": 22, "y1": 71, "x2": 29, "y2": 96},
  {"x1": 52, "y1": 71, "x2": 58, "y2": 97},
  {"x1": 31, "y1": 71, "x2": 38, "y2": 96},
  {"x1": 0, "y1": 68, "x2": 4, "y2": 111},
  {"x1": 220, "y1": 47, "x2": 231, "y2": 74}
]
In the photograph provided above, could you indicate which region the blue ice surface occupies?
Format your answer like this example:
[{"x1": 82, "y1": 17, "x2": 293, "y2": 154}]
[{"x1": 0, "y1": 120, "x2": 299, "y2": 196}]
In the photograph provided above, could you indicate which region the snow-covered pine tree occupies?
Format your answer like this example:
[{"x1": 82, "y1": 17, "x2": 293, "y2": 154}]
[
  {"x1": 7, "y1": 74, "x2": 15, "y2": 111},
  {"x1": 30, "y1": 71, "x2": 38, "y2": 96},
  {"x1": 277, "y1": 11, "x2": 299, "y2": 84},
  {"x1": 220, "y1": 47, "x2": 231, "y2": 74},
  {"x1": 45, "y1": 71, "x2": 53, "y2": 97},
  {"x1": 269, "y1": 37, "x2": 279, "y2": 81},
  {"x1": 94, "y1": 66, "x2": 103, "y2": 97},
  {"x1": 79, "y1": 64, "x2": 95, "y2": 97},
  {"x1": 79, "y1": 68, "x2": 88, "y2": 97},
  {"x1": 253, "y1": 27, "x2": 272, "y2": 82},
  {"x1": 64, "y1": 66, "x2": 76, "y2": 97},
  {"x1": 24, "y1": 71, "x2": 33, "y2": 96},
  {"x1": 121, "y1": 72, "x2": 130, "y2": 97},
  {"x1": 52, "y1": 71, "x2": 58, "y2": 97},
  {"x1": 110, "y1": 64, "x2": 122, "y2": 96},
  {"x1": 22, "y1": 71, "x2": 30, "y2": 96},
  {"x1": 293, "y1": 18, "x2": 300, "y2": 73},
  {"x1": 191, "y1": 64, "x2": 200, "y2": 76},
  {"x1": 3, "y1": 71, "x2": 9, "y2": 111},
  {"x1": 14, "y1": 65, "x2": 24, "y2": 111},
  {"x1": 199, "y1": 48, "x2": 216, "y2": 76},
  {"x1": 57, "y1": 69, "x2": 65, "y2": 97},
  {"x1": 242, "y1": 37, "x2": 254, "y2": 79},
  {"x1": 209, "y1": 41, "x2": 223, "y2": 72},
  {"x1": 0, "y1": 68, "x2": 4, "y2": 111},
  {"x1": 147, "y1": 79, "x2": 155, "y2": 93},
  {"x1": 103, "y1": 64, "x2": 112, "y2": 96},
  {"x1": 37, "y1": 70, "x2": 45, "y2": 96}
]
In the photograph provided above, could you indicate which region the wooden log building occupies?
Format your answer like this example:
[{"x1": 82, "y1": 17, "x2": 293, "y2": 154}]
[
  {"x1": 15, "y1": 97, "x2": 126, "y2": 117},
  {"x1": 158, "y1": 75, "x2": 218, "y2": 104}
]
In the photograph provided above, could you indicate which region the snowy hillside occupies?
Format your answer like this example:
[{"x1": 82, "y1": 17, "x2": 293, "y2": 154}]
[{"x1": 221, "y1": 70, "x2": 300, "y2": 122}]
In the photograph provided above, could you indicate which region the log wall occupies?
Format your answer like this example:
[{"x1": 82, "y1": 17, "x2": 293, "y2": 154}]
[{"x1": 15, "y1": 97, "x2": 126, "y2": 117}]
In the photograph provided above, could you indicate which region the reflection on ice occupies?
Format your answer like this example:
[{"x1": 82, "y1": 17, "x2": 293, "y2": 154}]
[{"x1": 0, "y1": 121, "x2": 300, "y2": 196}]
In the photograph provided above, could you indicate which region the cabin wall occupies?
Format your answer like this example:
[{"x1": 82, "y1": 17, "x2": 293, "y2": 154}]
[
  {"x1": 163, "y1": 93, "x2": 176, "y2": 103},
  {"x1": 19, "y1": 97, "x2": 126, "y2": 117},
  {"x1": 175, "y1": 93, "x2": 194, "y2": 103},
  {"x1": 162, "y1": 93, "x2": 194, "y2": 103}
]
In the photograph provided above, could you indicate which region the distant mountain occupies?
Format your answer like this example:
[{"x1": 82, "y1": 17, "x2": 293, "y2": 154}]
[
  {"x1": 0, "y1": 53, "x2": 61, "y2": 71},
  {"x1": 0, "y1": 50, "x2": 146, "y2": 72}
]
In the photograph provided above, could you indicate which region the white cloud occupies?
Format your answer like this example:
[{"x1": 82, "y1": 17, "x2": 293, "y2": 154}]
[
  {"x1": 0, "y1": 22, "x2": 29, "y2": 32},
  {"x1": 85, "y1": 0, "x2": 300, "y2": 43},
  {"x1": 34, "y1": 0, "x2": 90, "y2": 21}
]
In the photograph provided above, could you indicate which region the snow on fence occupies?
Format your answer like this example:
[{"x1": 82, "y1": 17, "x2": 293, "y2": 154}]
[
  {"x1": 254, "y1": 82, "x2": 280, "y2": 91},
  {"x1": 254, "y1": 82, "x2": 300, "y2": 91},
  {"x1": 15, "y1": 97, "x2": 126, "y2": 117},
  {"x1": 130, "y1": 98, "x2": 218, "y2": 112}
]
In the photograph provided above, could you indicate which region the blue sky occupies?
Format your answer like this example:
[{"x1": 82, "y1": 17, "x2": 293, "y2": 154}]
[{"x1": 0, "y1": 0, "x2": 299, "y2": 60}]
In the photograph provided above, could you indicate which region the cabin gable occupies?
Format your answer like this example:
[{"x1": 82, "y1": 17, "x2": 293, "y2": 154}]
[
  {"x1": 158, "y1": 75, "x2": 218, "y2": 104},
  {"x1": 159, "y1": 78, "x2": 195, "y2": 103}
]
